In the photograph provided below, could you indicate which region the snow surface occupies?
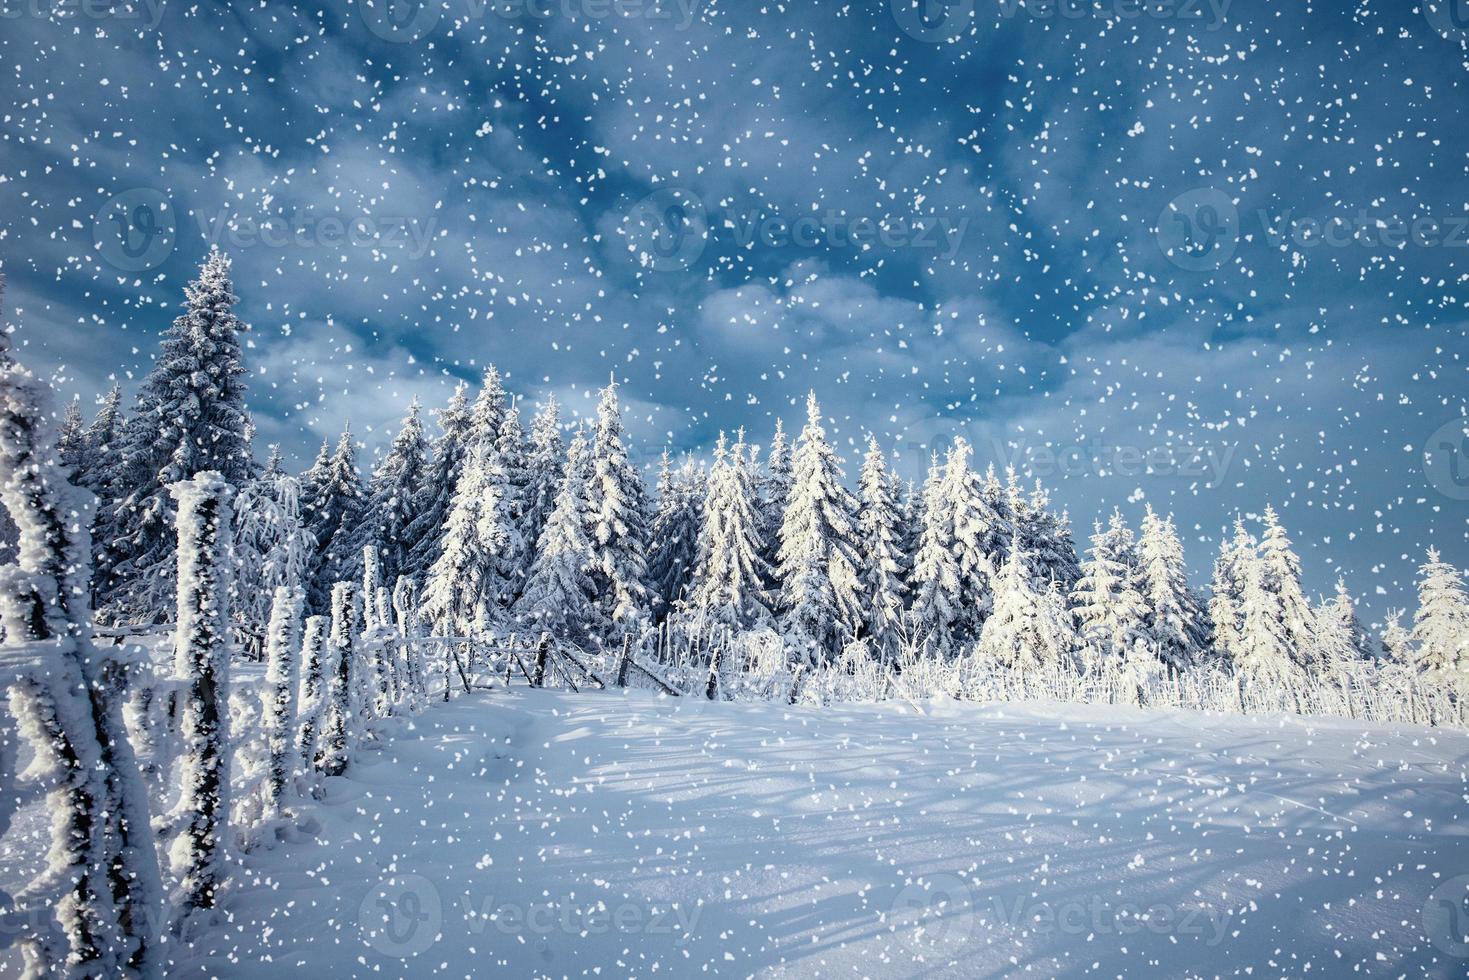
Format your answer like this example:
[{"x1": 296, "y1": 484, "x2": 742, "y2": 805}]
[{"x1": 5, "y1": 691, "x2": 1435, "y2": 977}]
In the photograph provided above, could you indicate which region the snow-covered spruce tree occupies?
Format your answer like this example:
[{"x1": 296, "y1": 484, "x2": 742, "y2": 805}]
[
  {"x1": 316, "y1": 581, "x2": 359, "y2": 777},
  {"x1": 584, "y1": 381, "x2": 653, "y2": 635},
  {"x1": 56, "y1": 397, "x2": 86, "y2": 474},
  {"x1": 1409, "y1": 549, "x2": 1469, "y2": 689},
  {"x1": 100, "y1": 249, "x2": 252, "y2": 625},
  {"x1": 1018, "y1": 481, "x2": 1082, "y2": 592},
  {"x1": 978, "y1": 543, "x2": 1075, "y2": 670},
  {"x1": 907, "y1": 452, "x2": 960, "y2": 656},
  {"x1": 522, "y1": 395, "x2": 565, "y2": 565},
  {"x1": 1207, "y1": 519, "x2": 1255, "y2": 666},
  {"x1": 495, "y1": 404, "x2": 532, "y2": 598},
  {"x1": 1069, "y1": 517, "x2": 1149, "y2": 661},
  {"x1": 1234, "y1": 551, "x2": 1303, "y2": 686},
  {"x1": 756, "y1": 418, "x2": 793, "y2": 586},
  {"x1": 403, "y1": 382, "x2": 471, "y2": 581},
  {"x1": 304, "y1": 426, "x2": 364, "y2": 615},
  {"x1": 1256, "y1": 505, "x2": 1317, "y2": 670},
  {"x1": 1136, "y1": 507, "x2": 1210, "y2": 671},
  {"x1": 81, "y1": 383, "x2": 124, "y2": 490},
  {"x1": 515, "y1": 430, "x2": 601, "y2": 643},
  {"x1": 354, "y1": 400, "x2": 431, "y2": 588},
  {"x1": 232, "y1": 474, "x2": 313, "y2": 661},
  {"x1": 422, "y1": 433, "x2": 522, "y2": 636},
  {"x1": 293, "y1": 615, "x2": 330, "y2": 783},
  {"x1": 684, "y1": 432, "x2": 770, "y2": 631},
  {"x1": 167, "y1": 472, "x2": 235, "y2": 916},
  {"x1": 1311, "y1": 578, "x2": 1372, "y2": 666},
  {"x1": 775, "y1": 392, "x2": 863, "y2": 659},
  {"x1": 1381, "y1": 609, "x2": 1411, "y2": 664},
  {"x1": 856, "y1": 437, "x2": 908, "y2": 656},
  {"x1": 260, "y1": 586, "x2": 303, "y2": 818},
  {"x1": 648, "y1": 453, "x2": 705, "y2": 615},
  {"x1": 0, "y1": 331, "x2": 164, "y2": 976}
]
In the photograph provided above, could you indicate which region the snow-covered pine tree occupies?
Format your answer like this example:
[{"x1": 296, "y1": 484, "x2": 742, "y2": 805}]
[
  {"x1": 403, "y1": 382, "x2": 471, "y2": 582},
  {"x1": 522, "y1": 395, "x2": 565, "y2": 564},
  {"x1": 1380, "y1": 609, "x2": 1410, "y2": 664},
  {"x1": 56, "y1": 396, "x2": 85, "y2": 473},
  {"x1": 422, "y1": 431, "x2": 522, "y2": 636},
  {"x1": 232, "y1": 474, "x2": 313, "y2": 660},
  {"x1": 684, "y1": 431, "x2": 770, "y2": 631},
  {"x1": 1021, "y1": 481, "x2": 1082, "y2": 591},
  {"x1": 907, "y1": 451, "x2": 961, "y2": 656},
  {"x1": 856, "y1": 437, "x2": 908, "y2": 655},
  {"x1": 1234, "y1": 551, "x2": 1302, "y2": 686},
  {"x1": 584, "y1": 380, "x2": 653, "y2": 635},
  {"x1": 648, "y1": 452, "x2": 705, "y2": 614},
  {"x1": 355, "y1": 400, "x2": 431, "y2": 588},
  {"x1": 82, "y1": 383, "x2": 124, "y2": 490},
  {"x1": 1069, "y1": 516, "x2": 1149, "y2": 660},
  {"x1": 304, "y1": 426, "x2": 364, "y2": 615},
  {"x1": 1136, "y1": 507, "x2": 1210, "y2": 671},
  {"x1": 167, "y1": 472, "x2": 235, "y2": 915},
  {"x1": 1409, "y1": 549, "x2": 1469, "y2": 689},
  {"x1": 261, "y1": 443, "x2": 285, "y2": 481},
  {"x1": 978, "y1": 542, "x2": 1075, "y2": 669},
  {"x1": 0, "y1": 330, "x2": 164, "y2": 976},
  {"x1": 1207, "y1": 519, "x2": 1255, "y2": 666},
  {"x1": 776, "y1": 392, "x2": 863, "y2": 659},
  {"x1": 316, "y1": 581, "x2": 359, "y2": 777},
  {"x1": 515, "y1": 429, "x2": 601, "y2": 642},
  {"x1": 260, "y1": 586, "x2": 302, "y2": 818},
  {"x1": 1257, "y1": 505, "x2": 1317, "y2": 670},
  {"x1": 495, "y1": 403, "x2": 532, "y2": 598},
  {"x1": 101, "y1": 249, "x2": 252, "y2": 625},
  {"x1": 1311, "y1": 578, "x2": 1372, "y2": 666},
  {"x1": 756, "y1": 418, "x2": 793, "y2": 585}
]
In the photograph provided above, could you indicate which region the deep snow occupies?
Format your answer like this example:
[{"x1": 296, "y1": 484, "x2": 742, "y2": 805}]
[{"x1": 5, "y1": 690, "x2": 1469, "y2": 977}]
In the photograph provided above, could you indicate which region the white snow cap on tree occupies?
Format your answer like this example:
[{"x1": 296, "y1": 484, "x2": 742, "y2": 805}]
[
  {"x1": 856, "y1": 436, "x2": 908, "y2": 655},
  {"x1": 1136, "y1": 506, "x2": 1210, "y2": 670},
  {"x1": 515, "y1": 428, "x2": 601, "y2": 642},
  {"x1": 1409, "y1": 548, "x2": 1469, "y2": 689},
  {"x1": 1256, "y1": 505, "x2": 1317, "y2": 670},
  {"x1": 685, "y1": 430, "x2": 770, "y2": 630},
  {"x1": 584, "y1": 380, "x2": 653, "y2": 634}
]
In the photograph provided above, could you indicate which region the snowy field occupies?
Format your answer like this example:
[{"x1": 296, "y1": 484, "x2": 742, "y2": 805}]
[{"x1": 7, "y1": 691, "x2": 1462, "y2": 978}]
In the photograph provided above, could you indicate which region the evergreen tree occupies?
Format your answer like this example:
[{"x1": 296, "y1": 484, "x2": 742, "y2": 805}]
[
  {"x1": 1409, "y1": 549, "x2": 1469, "y2": 688},
  {"x1": 1235, "y1": 553, "x2": 1302, "y2": 685},
  {"x1": 776, "y1": 392, "x2": 863, "y2": 658},
  {"x1": 56, "y1": 396, "x2": 85, "y2": 473},
  {"x1": 233, "y1": 474, "x2": 314, "y2": 659},
  {"x1": 515, "y1": 430, "x2": 601, "y2": 642},
  {"x1": 648, "y1": 452, "x2": 705, "y2": 614},
  {"x1": 304, "y1": 426, "x2": 364, "y2": 614},
  {"x1": 355, "y1": 400, "x2": 431, "y2": 586},
  {"x1": 685, "y1": 431, "x2": 769, "y2": 630},
  {"x1": 856, "y1": 437, "x2": 908, "y2": 655},
  {"x1": 1020, "y1": 481, "x2": 1082, "y2": 591},
  {"x1": 101, "y1": 249, "x2": 252, "y2": 623},
  {"x1": 404, "y1": 382, "x2": 471, "y2": 580},
  {"x1": 82, "y1": 383, "x2": 125, "y2": 487},
  {"x1": 1136, "y1": 506, "x2": 1210, "y2": 670},
  {"x1": 584, "y1": 381, "x2": 653, "y2": 633},
  {"x1": 495, "y1": 403, "x2": 532, "y2": 596},
  {"x1": 523, "y1": 395, "x2": 565, "y2": 560},
  {"x1": 1381, "y1": 609, "x2": 1411, "y2": 664},
  {"x1": 1070, "y1": 516, "x2": 1149, "y2": 660},
  {"x1": 757, "y1": 418, "x2": 793, "y2": 584},
  {"x1": 1207, "y1": 519, "x2": 1255, "y2": 666},
  {"x1": 907, "y1": 452, "x2": 961, "y2": 656},
  {"x1": 979, "y1": 543, "x2": 1075, "y2": 669},
  {"x1": 1257, "y1": 505, "x2": 1317, "y2": 670},
  {"x1": 1311, "y1": 577, "x2": 1371, "y2": 666}
]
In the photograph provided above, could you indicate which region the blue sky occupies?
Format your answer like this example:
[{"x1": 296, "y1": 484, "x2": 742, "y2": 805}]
[{"x1": 1, "y1": 0, "x2": 1467, "y2": 624}]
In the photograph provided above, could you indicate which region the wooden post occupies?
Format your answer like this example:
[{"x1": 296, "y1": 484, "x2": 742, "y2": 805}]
[
  {"x1": 532, "y1": 633, "x2": 551, "y2": 688},
  {"x1": 616, "y1": 634, "x2": 633, "y2": 688}
]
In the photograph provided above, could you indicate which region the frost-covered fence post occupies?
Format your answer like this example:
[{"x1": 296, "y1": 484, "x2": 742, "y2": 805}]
[
  {"x1": 167, "y1": 472, "x2": 235, "y2": 917},
  {"x1": 361, "y1": 546, "x2": 393, "y2": 715},
  {"x1": 391, "y1": 576, "x2": 424, "y2": 710},
  {"x1": 317, "y1": 582, "x2": 358, "y2": 776},
  {"x1": 260, "y1": 586, "x2": 302, "y2": 818},
  {"x1": 293, "y1": 616, "x2": 330, "y2": 785},
  {"x1": 0, "y1": 334, "x2": 165, "y2": 976},
  {"x1": 532, "y1": 633, "x2": 550, "y2": 688}
]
